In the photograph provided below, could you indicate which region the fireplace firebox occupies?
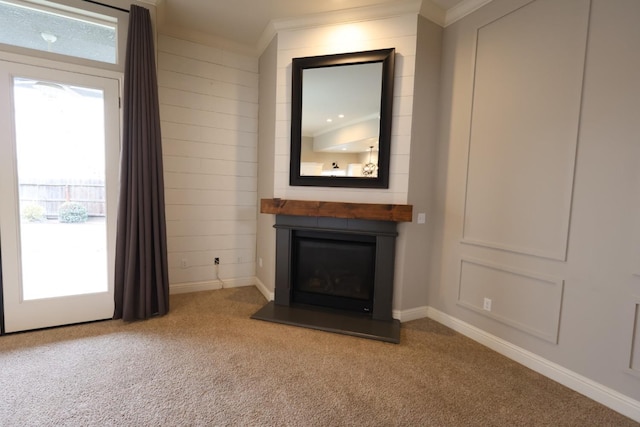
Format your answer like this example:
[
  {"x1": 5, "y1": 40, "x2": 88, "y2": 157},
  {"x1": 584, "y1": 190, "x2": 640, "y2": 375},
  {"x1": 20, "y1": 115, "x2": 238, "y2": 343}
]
[
  {"x1": 252, "y1": 213, "x2": 402, "y2": 343},
  {"x1": 292, "y1": 230, "x2": 376, "y2": 313}
]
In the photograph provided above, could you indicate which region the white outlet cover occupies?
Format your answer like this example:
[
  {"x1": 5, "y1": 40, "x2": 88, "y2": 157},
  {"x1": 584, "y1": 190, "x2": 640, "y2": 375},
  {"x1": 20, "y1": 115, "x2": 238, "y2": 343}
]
[{"x1": 417, "y1": 213, "x2": 426, "y2": 224}]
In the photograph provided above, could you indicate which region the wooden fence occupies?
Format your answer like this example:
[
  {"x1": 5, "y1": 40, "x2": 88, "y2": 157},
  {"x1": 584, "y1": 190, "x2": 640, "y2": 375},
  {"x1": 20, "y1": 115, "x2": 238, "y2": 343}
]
[{"x1": 19, "y1": 179, "x2": 106, "y2": 218}]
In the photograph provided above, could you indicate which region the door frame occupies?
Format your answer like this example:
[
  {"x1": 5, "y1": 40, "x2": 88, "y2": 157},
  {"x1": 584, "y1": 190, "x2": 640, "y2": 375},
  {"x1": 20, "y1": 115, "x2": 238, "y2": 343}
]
[{"x1": 0, "y1": 54, "x2": 122, "y2": 333}]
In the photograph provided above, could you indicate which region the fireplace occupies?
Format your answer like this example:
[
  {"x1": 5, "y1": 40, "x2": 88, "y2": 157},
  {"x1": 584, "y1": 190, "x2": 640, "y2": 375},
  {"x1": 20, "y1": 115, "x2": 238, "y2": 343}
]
[
  {"x1": 292, "y1": 230, "x2": 376, "y2": 314},
  {"x1": 252, "y1": 199, "x2": 412, "y2": 343}
]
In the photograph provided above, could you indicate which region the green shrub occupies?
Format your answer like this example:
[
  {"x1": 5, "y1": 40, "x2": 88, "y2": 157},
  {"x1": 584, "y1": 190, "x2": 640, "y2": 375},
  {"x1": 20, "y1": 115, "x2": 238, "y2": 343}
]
[
  {"x1": 58, "y1": 202, "x2": 88, "y2": 223},
  {"x1": 21, "y1": 203, "x2": 46, "y2": 222}
]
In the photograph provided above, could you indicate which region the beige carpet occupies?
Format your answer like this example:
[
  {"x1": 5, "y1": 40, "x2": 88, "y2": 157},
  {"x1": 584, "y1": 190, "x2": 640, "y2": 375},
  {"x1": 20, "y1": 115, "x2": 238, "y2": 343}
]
[{"x1": 0, "y1": 287, "x2": 636, "y2": 426}]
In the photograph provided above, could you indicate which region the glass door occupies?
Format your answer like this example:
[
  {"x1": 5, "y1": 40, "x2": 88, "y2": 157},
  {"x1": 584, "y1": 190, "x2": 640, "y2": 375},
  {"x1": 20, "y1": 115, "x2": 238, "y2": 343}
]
[{"x1": 0, "y1": 60, "x2": 119, "y2": 332}]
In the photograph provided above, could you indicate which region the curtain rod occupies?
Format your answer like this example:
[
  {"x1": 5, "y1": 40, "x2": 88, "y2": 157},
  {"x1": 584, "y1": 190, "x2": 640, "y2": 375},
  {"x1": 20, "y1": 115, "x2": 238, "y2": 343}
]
[{"x1": 82, "y1": 0, "x2": 129, "y2": 13}]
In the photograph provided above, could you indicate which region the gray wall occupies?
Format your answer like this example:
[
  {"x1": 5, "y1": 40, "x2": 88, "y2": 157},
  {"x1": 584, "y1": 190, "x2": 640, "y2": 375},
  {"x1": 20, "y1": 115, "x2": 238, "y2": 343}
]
[
  {"x1": 430, "y1": 0, "x2": 640, "y2": 401},
  {"x1": 255, "y1": 36, "x2": 278, "y2": 295},
  {"x1": 395, "y1": 16, "x2": 442, "y2": 311}
]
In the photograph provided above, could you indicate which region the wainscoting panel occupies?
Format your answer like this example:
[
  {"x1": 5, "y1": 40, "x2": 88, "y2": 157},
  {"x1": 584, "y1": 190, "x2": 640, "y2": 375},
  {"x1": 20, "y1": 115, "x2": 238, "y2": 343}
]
[
  {"x1": 631, "y1": 302, "x2": 640, "y2": 375},
  {"x1": 462, "y1": 0, "x2": 590, "y2": 260},
  {"x1": 458, "y1": 258, "x2": 564, "y2": 343}
]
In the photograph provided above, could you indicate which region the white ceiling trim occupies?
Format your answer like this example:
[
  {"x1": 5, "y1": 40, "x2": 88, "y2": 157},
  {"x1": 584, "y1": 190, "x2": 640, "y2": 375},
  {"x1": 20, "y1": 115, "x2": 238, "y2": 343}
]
[
  {"x1": 444, "y1": 0, "x2": 494, "y2": 26},
  {"x1": 419, "y1": 1, "x2": 447, "y2": 27},
  {"x1": 156, "y1": 0, "x2": 496, "y2": 56},
  {"x1": 257, "y1": 0, "x2": 422, "y2": 54},
  {"x1": 257, "y1": 0, "x2": 496, "y2": 53},
  {"x1": 159, "y1": 24, "x2": 258, "y2": 56}
]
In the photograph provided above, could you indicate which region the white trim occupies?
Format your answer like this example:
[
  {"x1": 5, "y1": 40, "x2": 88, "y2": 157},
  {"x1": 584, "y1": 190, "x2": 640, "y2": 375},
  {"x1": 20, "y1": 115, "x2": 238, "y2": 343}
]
[
  {"x1": 155, "y1": 0, "x2": 497, "y2": 55},
  {"x1": 254, "y1": 277, "x2": 275, "y2": 301},
  {"x1": 159, "y1": 24, "x2": 257, "y2": 56},
  {"x1": 257, "y1": 0, "x2": 422, "y2": 54},
  {"x1": 0, "y1": 0, "x2": 130, "y2": 72},
  {"x1": 457, "y1": 257, "x2": 563, "y2": 343},
  {"x1": 444, "y1": 0, "x2": 495, "y2": 27},
  {"x1": 393, "y1": 305, "x2": 429, "y2": 322},
  {"x1": 256, "y1": 22, "x2": 278, "y2": 57},
  {"x1": 271, "y1": 0, "x2": 421, "y2": 33},
  {"x1": 419, "y1": 0, "x2": 446, "y2": 27},
  {"x1": 169, "y1": 276, "x2": 256, "y2": 295},
  {"x1": 0, "y1": 61, "x2": 120, "y2": 332},
  {"x1": 460, "y1": 237, "x2": 567, "y2": 262},
  {"x1": 169, "y1": 276, "x2": 274, "y2": 301},
  {"x1": 0, "y1": 51, "x2": 123, "y2": 81},
  {"x1": 426, "y1": 306, "x2": 640, "y2": 423},
  {"x1": 170, "y1": 280, "x2": 222, "y2": 294}
]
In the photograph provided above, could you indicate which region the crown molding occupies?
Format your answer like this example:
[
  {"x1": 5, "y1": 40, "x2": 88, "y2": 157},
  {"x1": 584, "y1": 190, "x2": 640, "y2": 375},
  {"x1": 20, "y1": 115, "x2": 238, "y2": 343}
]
[
  {"x1": 257, "y1": 0, "x2": 422, "y2": 55},
  {"x1": 444, "y1": 0, "x2": 494, "y2": 26},
  {"x1": 159, "y1": 0, "x2": 496, "y2": 56},
  {"x1": 419, "y1": 0, "x2": 446, "y2": 26},
  {"x1": 159, "y1": 24, "x2": 257, "y2": 56},
  {"x1": 256, "y1": 22, "x2": 277, "y2": 56},
  {"x1": 272, "y1": 0, "x2": 422, "y2": 32}
]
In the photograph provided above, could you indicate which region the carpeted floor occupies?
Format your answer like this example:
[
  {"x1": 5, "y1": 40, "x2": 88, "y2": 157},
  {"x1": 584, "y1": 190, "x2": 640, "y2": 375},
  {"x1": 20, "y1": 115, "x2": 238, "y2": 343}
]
[{"x1": 0, "y1": 286, "x2": 637, "y2": 426}]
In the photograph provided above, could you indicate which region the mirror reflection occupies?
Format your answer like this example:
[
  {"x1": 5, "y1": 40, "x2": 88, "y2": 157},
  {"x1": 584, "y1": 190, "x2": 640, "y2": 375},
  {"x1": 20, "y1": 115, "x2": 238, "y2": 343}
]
[
  {"x1": 300, "y1": 62, "x2": 382, "y2": 178},
  {"x1": 290, "y1": 48, "x2": 395, "y2": 189}
]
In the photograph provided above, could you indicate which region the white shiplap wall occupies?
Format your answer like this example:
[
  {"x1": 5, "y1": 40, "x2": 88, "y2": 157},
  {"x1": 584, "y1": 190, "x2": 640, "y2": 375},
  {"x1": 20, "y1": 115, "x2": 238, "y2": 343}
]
[
  {"x1": 274, "y1": 15, "x2": 418, "y2": 204},
  {"x1": 157, "y1": 35, "x2": 259, "y2": 291}
]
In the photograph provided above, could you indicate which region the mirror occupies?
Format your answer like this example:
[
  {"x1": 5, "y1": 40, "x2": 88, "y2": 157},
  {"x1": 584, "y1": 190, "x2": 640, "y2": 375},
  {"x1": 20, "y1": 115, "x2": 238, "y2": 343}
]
[{"x1": 290, "y1": 48, "x2": 395, "y2": 188}]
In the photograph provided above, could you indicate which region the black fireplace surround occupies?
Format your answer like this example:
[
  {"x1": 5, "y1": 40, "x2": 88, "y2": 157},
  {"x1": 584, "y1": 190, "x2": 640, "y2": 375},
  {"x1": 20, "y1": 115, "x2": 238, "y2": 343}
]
[{"x1": 251, "y1": 215, "x2": 401, "y2": 343}]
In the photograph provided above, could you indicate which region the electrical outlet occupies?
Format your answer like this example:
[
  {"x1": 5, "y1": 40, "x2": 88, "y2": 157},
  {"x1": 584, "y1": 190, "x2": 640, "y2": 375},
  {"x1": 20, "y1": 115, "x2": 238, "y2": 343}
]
[
  {"x1": 259, "y1": 257, "x2": 263, "y2": 268},
  {"x1": 180, "y1": 259, "x2": 187, "y2": 269},
  {"x1": 483, "y1": 297, "x2": 492, "y2": 311},
  {"x1": 214, "y1": 257, "x2": 220, "y2": 265},
  {"x1": 417, "y1": 213, "x2": 426, "y2": 224}
]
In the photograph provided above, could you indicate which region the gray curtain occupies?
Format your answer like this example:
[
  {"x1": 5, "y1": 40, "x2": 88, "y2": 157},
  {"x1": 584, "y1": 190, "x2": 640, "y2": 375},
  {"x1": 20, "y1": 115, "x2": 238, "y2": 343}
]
[{"x1": 114, "y1": 5, "x2": 169, "y2": 320}]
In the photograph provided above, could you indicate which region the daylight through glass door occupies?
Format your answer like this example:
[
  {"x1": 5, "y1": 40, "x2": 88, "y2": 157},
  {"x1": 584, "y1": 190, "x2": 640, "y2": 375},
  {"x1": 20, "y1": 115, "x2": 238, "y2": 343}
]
[{"x1": 13, "y1": 77, "x2": 108, "y2": 300}]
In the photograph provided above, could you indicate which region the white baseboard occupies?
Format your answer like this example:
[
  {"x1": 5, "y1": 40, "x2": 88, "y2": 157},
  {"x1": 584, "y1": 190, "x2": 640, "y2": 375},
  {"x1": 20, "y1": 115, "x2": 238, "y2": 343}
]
[
  {"x1": 170, "y1": 276, "x2": 256, "y2": 295},
  {"x1": 424, "y1": 306, "x2": 640, "y2": 423},
  {"x1": 393, "y1": 306, "x2": 429, "y2": 322},
  {"x1": 170, "y1": 276, "x2": 275, "y2": 302},
  {"x1": 254, "y1": 277, "x2": 274, "y2": 301}
]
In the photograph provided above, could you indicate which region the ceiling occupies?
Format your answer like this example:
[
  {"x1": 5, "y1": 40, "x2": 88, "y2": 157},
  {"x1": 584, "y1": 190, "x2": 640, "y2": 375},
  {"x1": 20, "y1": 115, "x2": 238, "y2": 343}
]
[{"x1": 157, "y1": 0, "x2": 471, "y2": 51}]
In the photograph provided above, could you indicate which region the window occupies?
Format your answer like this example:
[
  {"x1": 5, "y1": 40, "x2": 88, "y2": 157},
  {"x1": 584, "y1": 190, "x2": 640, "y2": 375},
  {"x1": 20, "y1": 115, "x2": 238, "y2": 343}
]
[{"x1": 0, "y1": 0, "x2": 125, "y2": 68}]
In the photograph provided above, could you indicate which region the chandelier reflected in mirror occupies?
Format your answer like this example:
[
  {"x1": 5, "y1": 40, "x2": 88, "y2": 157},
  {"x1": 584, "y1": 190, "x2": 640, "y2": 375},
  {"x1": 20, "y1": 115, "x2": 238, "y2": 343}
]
[{"x1": 362, "y1": 145, "x2": 377, "y2": 177}]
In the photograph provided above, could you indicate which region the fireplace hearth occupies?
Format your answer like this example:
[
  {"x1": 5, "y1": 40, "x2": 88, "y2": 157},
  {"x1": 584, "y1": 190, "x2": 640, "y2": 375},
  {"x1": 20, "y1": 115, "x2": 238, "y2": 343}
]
[{"x1": 252, "y1": 200, "x2": 412, "y2": 343}]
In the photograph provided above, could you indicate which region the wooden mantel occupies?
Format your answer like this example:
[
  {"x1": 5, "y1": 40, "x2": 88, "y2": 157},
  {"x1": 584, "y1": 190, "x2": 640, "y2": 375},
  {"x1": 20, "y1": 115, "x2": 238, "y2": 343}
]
[{"x1": 260, "y1": 199, "x2": 413, "y2": 222}]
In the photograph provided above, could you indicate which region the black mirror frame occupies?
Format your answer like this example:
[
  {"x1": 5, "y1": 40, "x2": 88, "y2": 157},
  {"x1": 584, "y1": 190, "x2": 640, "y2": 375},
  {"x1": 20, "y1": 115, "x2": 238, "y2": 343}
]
[{"x1": 289, "y1": 48, "x2": 395, "y2": 189}]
